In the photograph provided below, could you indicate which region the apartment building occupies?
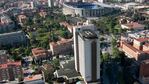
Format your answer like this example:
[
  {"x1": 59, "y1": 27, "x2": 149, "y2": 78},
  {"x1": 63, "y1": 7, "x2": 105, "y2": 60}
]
[
  {"x1": 121, "y1": 22, "x2": 145, "y2": 31},
  {"x1": 32, "y1": 48, "x2": 52, "y2": 64},
  {"x1": 120, "y1": 38, "x2": 149, "y2": 61},
  {"x1": 0, "y1": 15, "x2": 15, "y2": 33},
  {"x1": 0, "y1": 31, "x2": 28, "y2": 47},
  {"x1": 49, "y1": 38, "x2": 73, "y2": 55},
  {"x1": 0, "y1": 50, "x2": 8, "y2": 64},
  {"x1": 0, "y1": 61, "x2": 22, "y2": 82},
  {"x1": 140, "y1": 59, "x2": 149, "y2": 84}
]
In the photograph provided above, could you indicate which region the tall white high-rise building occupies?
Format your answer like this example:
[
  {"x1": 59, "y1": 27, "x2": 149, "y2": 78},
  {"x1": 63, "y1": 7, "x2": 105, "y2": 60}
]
[
  {"x1": 73, "y1": 24, "x2": 100, "y2": 82},
  {"x1": 48, "y1": 0, "x2": 54, "y2": 7}
]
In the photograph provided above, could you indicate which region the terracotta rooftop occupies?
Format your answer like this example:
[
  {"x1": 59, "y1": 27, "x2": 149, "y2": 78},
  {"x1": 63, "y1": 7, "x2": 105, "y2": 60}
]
[
  {"x1": 135, "y1": 38, "x2": 149, "y2": 42},
  {"x1": 122, "y1": 41, "x2": 143, "y2": 53},
  {"x1": 24, "y1": 74, "x2": 42, "y2": 81},
  {"x1": 123, "y1": 22, "x2": 144, "y2": 29},
  {"x1": 0, "y1": 64, "x2": 7, "y2": 69},
  {"x1": 144, "y1": 43, "x2": 149, "y2": 47},
  {"x1": 50, "y1": 38, "x2": 73, "y2": 48},
  {"x1": 120, "y1": 39, "x2": 149, "y2": 60},
  {"x1": 32, "y1": 48, "x2": 49, "y2": 57},
  {"x1": 0, "y1": 61, "x2": 21, "y2": 69}
]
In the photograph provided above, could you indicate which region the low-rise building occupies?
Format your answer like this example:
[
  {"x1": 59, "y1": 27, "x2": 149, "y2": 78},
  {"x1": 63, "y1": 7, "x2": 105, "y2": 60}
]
[
  {"x1": 135, "y1": 0, "x2": 147, "y2": 3},
  {"x1": 120, "y1": 37, "x2": 149, "y2": 61},
  {"x1": 32, "y1": 48, "x2": 52, "y2": 64},
  {"x1": 59, "y1": 17, "x2": 84, "y2": 33},
  {"x1": 22, "y1": 56, "x2": 33, "y2": 67},
  {"x1": 0, "y1": 15, "x2": 15, "y2": 33},
  {"x1": 140, "y1": 59, "x2": 149, "y2": 84},
  {"x1": 123, "y1": 2, "x2": 139, "y2": 10},
  {"x1": 39, "y1": 10, "x2": 47, "y2": 18},
  {"x1": 42, "y1": 64, "x2": 54, "y2": 74},
  {"x1": 54, "y1": 60, "x2": 81, "y2": 83},
  {"x1": 49, "y1": 38, "x2": 73, "y2": 55},
  {"x1": 0, "y1": 50, "x2": 23, "y2": 83},
  {"x1": 121, "y1": 22, "x2": 145, "y2": 30},
  {"x1": 60, "y1": 22, "x2": 74, "y2": 33},
  {"x1": 41, "y1": 63, "x2": 54, "y2": 82},
  {"x1": 17, "y1": 14, "x2": 27, "y2": 25},
  {"x1": 23, "y1": 74, "x2": 45, "y2": 84},
  {"x1": 0, "y1": 50, "x2": 8, "y2": 64},
  {"x1": 0, "y1": 31, "x2": 28, "y2": 48},
  {"x1": 126, "y1": 30, "x2": 149, "y2": 39},
  {"x1": 0, "y1": 61, "x2": 23, "y2": 82}
]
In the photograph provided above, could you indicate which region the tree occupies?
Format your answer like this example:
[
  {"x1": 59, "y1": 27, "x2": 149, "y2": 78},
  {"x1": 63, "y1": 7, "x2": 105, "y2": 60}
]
[
  {"x1": 25, "y1": 18, "x2": 33, "y2": 26},
  {"x1": 93, "y1": 17, "x2": 118, "y2": 34},
  {"x1": 145, "y1": 24, "x2": 149, "y2": 30},
  {"x1": 100, "y1": 37, "x2": 105, "y2": 41},
  {"x1": 12, "y1": 55, "x2": 22, "y2": 61},
  {"x1": 24, "y1": 47, "x2": 32, "y2": 56},
  {"x1": 50, "y1": 33, "x2": 59, "y2": 42},
  {"x1": 114, "y1": 24, "x2": 122, "y2": 34},
  {"x1": 102, "y1": 53, "x2": 110, "y2": 62},
  {"x1": 51, "y1": 59, "x2": 60, "y2": 70},
  {"x1": 111, "y1": 38, "x2": 117, "y2": 48},
  {"x1": 112, "y1": 47, "x2": 120, "y2": 59},
  {"x1": 131, "y1": 11, "x2": 145, "y2": 22},
  {"x1": 43, "y1": 64, "x2": 54, "y2": 84},
  {"x1": 59, "y1": 29, "x2": 72, "y2": 39}
]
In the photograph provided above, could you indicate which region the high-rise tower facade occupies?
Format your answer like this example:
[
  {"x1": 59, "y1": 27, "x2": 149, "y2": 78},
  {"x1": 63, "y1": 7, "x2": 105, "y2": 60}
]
[{"x1": 73, "y1": 24, "x2": 100, "y2": 82}]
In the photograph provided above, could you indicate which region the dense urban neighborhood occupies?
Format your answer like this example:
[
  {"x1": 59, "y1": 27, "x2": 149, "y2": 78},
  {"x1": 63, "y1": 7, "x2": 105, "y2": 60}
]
[{"x1": 0, "y1": 0, "x2": 149, "y2": 84}]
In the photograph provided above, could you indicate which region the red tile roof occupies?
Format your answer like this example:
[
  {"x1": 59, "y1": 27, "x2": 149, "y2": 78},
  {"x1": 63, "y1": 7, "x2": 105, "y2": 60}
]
[
  {"x1": 50, "y1": 38, "x2": 72, "y2": 48},
  {"x1": 24, "y1": 74, "x2": 42, "y2": 81},
  {"x1": 122, "y1": 41, "x2": 143, "y2": 53},
  {"x1": 32, "y1": 48, "x2": 50, "y2": 57},
  {"x1": 135, "y1": 38, "x2": 149, "y2": 42},
  {"x1": 0, "y1": 61, "x2": 21, "y2": 69},
  {"x1": 120, "y1": 41, "x2": 148, "y2": 60},
  {"x1": 144, "y1": 43, "x2": 149, "y2": 47},
  {"x1": 123, "y1": 22, "x2": 144, "y2": 29}
]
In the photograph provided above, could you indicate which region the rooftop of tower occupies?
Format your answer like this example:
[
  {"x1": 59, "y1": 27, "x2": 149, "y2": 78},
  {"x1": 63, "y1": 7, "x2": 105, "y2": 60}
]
[{"x1": 79, "y1": 29, "x2": 98, "y2": 39}]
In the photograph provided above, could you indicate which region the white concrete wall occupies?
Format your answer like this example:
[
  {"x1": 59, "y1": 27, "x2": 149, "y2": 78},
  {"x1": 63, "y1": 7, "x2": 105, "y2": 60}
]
[
  {"x1": 96, "y1": 39, "x2": 100, "y2": 80},
  {"x1": 78, "y1": 36, "x2": 86, "y2": 80},
  {"x1": 84, "y1": 39, "x2": 92, "y2": 81}
]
